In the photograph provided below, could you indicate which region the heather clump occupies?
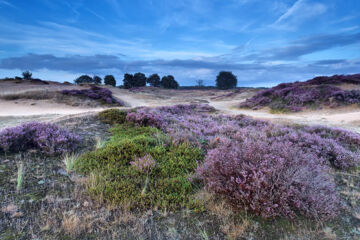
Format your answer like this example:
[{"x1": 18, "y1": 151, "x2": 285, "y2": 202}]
[
  {"x1": 197, "y1": 136, "x2": 339, "y2": 220},
  {"x1": 0, "y1": 122, "x2": 80, "y2": 155},
  {"x1": 239, "y1": 73, "x2": 360, "y2": 111},
  {"x1": 61, "y1": 85, "x2": 123, "y2": 105},
  {"x1": 122, "y1": 104, "x2": 360, "y2": 219}
]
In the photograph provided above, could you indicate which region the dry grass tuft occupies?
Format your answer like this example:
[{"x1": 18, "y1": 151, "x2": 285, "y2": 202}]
[{"x1": 61, "y1": 211, "x2": 86, "y2": 237}]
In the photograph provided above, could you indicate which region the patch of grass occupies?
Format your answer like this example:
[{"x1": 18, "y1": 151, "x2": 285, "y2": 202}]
[
  {"x1": 16, "y1": 162, "x2": 24, "y2": 192},
  {"x1": 63, "y1": 153, "x2": 78, "y2": 173},
  {"x1": 75, "y1": 123, "x2": 204, "y2": 211},
  {"x1": 98, "y1": 108, "x2": 128, "y2": 125}
]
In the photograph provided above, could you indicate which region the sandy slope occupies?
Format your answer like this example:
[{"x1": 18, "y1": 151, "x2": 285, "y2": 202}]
[{"x1": 0, "y1": 82, "x2": 360, "y2": 132}]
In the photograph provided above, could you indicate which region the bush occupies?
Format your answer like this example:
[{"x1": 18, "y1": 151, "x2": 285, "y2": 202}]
[
  {"x1": 22, "y1": 70, "x2": 32, "y2": 80},
  {"x1": 98, "y1": 109, "x2": 127, "y2": 125},
  {"x1": 0, "y1": 122, "x2": 80, "y2": 155},
  {"x1": 104, "y1": 75, "x2": 116, "y2": 87},
  {"x1": 61, "y1": 86, "x2": 123, "y2": 105},
  {"x1": 216, "y1": 71, "x2": 237, "y2": 89},
  {"x1": 197, "y1": 136, "x2": 339, "y2": 220},
  {"x1": 123, "y1": 73, "x2": 133, "y2": 89},
  {"x1": 161, "y1": 75, "x2": 179, "y2": 89},
  {"x1": 75, "y1": 123, "x2": 204, "y2": 210},
  {"x1": 147, "y1": 74, "x2": 161, "y2": 87}
]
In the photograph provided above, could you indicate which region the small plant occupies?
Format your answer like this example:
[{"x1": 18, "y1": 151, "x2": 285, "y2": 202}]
[
  {"x1": 16, "y1": 162, "x2": 24, "y2": 192},
  {"x1": 98, "y1": 109, "x2": 127, "y2": 125},
  {"x1": 63, "y1": 153, "x2": 78, "y2": 173},
  {"x1": 95, "y1": 136, "x2": 106, "y2": 149},
  {"x1": 131, "y1": 154, "x2": 156, "y2": 195}
]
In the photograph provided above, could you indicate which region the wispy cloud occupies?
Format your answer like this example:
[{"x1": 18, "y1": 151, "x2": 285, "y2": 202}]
[
  {"x1": 271, "y1": 0, "x2": 327, "y2": 30},
  {"x1": 0, "y1": 0, "x2": 15, "y2": 8}
]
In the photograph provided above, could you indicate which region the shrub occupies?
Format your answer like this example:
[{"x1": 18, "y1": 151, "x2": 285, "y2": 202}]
[
  {"x1": 98, "y1": 109, "x2": 127, "y2": 125},
  {"x1": 61, "y1": 86, "x2": 123, "y2": 105},
  {"x1": 196, "y1": 137, "x2": 339, "y2": 220},
  {"x1": 0, "y1": 122, "x2": 80, "y2": 155},
  {"x1": 147, "y1": 74, "x2": 161, "y2": 87},
  {"x1": 22, "y1": 70, "x2": 32, "y2": 80},
  {"x1": 216, "y1": 71, "x2": 237, "y2": 89},
  {"x1": 75, "y1": 123, "x2": 204, "y2": 210},
  {"x1": 161, "y1": 75, "x2": 179, "y2": 89},
  {"x1": 104, "y1": 75, "x2": 116, "y2": 87}
]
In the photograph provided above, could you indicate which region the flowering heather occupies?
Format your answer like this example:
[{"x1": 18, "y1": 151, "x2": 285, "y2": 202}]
[
  {"x1": 123, "y1": 104, "x2": 360, "y2": 219},
  {"x1": 0, "y1": 122, "x2": 80, "y2": 155},
  {"x1": 61, "y1": 86, "x2": 123, "y2": 105},
  {"x1": 240, "y1": 73, "x2": 360, "y2": 111},
  {"x1": 131, "y1": 154, "x2": 156, "y2": 173}
]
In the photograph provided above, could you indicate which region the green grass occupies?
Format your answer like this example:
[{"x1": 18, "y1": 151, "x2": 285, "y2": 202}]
[
  {"x1": 16, "y1": 162, "x2": 24, "y2": 192},
  {"x1": 75, "y1": 123, "x2": 204, "y2": 211}
]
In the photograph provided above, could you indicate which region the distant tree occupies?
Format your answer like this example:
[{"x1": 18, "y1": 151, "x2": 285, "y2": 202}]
[
  {"x1": 74, "y1": 75, "x2": 94, "y2": 84},
  {"x1": 147, "y1": 74, "x2": 161, "y2": 87},
  {"x1": 133, "y1": 72, "x2": 147, "y2": 87},
  {"x1": 104, "y1": 75, "x2": 116, "y2": 87},
  {"x1": 216, "y1": 71, "x2": 237, "y2": 89},
  {"x1": 161, "y1": 75, "x2": 179, "y2": 89},
  {"x1": 93, "y1": 75, "x2": 102, "y2": 85},
  {"x1": 196, "y1": 79, "x2": 204, "y2": 87},
  {"x1": 123, "y1": 73, "x2": 134, "y2": 89},
  {"x1": 22, "y1": 70, "x2": 32, "y2": 80}
]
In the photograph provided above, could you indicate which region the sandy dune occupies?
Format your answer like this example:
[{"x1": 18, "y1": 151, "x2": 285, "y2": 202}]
[{"x1": 1, "y1": 81, "x2": 360, "y2": 132}]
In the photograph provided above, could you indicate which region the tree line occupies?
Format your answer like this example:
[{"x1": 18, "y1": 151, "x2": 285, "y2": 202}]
[{"x1": 18, "y1": 70, "x2": 239, "y2": 90}]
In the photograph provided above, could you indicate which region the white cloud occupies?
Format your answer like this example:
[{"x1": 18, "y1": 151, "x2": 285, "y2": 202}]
[{"x1": 271, "y1": 0, "x2": 327, "y2": 30}]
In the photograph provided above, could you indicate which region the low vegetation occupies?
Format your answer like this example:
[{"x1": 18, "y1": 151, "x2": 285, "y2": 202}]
[
  {"x1": 240, "y1": 73, "x2": 360, "y2": 112},
  {"x1": 75, "y1": 123, "x2": 204, "y2": 210},
  {"x1": 124, "y1": 104, "x2": 360, "y2": 219},
  {"x1": 61, "y1": 85, "x2": 124, "y2": 105},
  {"x1": 0, "y1": 122, "x2": 80, "y2": 155}
]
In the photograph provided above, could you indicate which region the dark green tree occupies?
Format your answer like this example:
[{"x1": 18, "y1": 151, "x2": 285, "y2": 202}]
[
  {"x1": 104, "y1": 75, "x2": 116, "y2": 87},
  {"x1": 93, "y1": 75, "x2": 102, "y2": 85},
  {"x1": 22, "y1": 70, "x2": 32, "y2": 80},
  {"x1": 74, "y1": 75, "x2": 94, "y2": 84},
  {"x1": 147, "y1": 73, "x2": 161, "y2": 87},
  {"x1": 123, "y1": 73, "x2": 134, "y2": 89},
  {"x1": 133, "y1": 72, "x2": 147, "y2": 87},
  {"x1": 216, "y1": 71, "x2": 237, "y2": 89},
  {"x1": 161, "y1": 75, "x2": 179, "y2": 89}
]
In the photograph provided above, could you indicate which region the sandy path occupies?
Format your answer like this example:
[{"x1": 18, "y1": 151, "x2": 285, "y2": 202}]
[{"x1": 1, "y1": 85, "x2": 360, "y2": 132}]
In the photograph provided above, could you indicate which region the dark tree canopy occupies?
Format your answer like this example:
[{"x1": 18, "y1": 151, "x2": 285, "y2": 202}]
[
  {"x1": 104, "y1": 75, "x2": 116, "y2": 87},
  {"x1": 123, "y1": 72, "x2": 147, "y2": 88},
  {"x1": 161, "y1": 75, "x2": 179, "y2": 89},
  {"x1": 147, "y1": 73, "x2": 161, "y2": 87},
  {"x1": 133, "y1": 72, "x2": 147, "y2": 87},
  {"x1": 93, "y1": 75, "x2": 102, "y2": 85},
  {"x1": 216, "y1": 71, "x2": 237, "y2": 89},
  {"x1": 74, "y1": 75, "x2": 95, "y2": 84},
  {"x1": 123, "y1": 73, "x2": 134, "y2": 89},
  {"x1": 22, "y1": 70, "x2": 32, "y2": 80}
]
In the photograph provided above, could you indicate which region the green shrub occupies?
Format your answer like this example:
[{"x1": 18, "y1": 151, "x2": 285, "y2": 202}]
[
  {"x1": 98, "y1": 109, "x2": 127, "y2": 125},
  {"x1": 75, "y1": 123, "x2": 204, "y2": 211}
]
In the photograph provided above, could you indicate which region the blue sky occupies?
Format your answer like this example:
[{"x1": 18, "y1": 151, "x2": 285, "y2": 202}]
[{"x1": 0, "y1": 0, "x2": 359, "y2": 86}]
